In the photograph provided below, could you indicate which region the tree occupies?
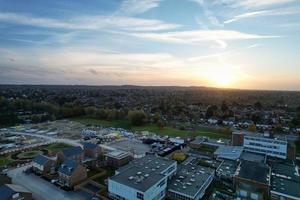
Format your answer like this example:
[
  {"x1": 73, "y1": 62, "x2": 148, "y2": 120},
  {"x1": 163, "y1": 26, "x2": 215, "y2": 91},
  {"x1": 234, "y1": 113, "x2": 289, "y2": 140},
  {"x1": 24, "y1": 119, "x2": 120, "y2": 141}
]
[
  {"x1": 128, "y1": 110, "x2": 147, "y2": 126},
  {"x1": 205, "y1": 105, "x2": 218, "y2": 118},
  {"x1": 153, "y1": 112, "x2": 161, "y2": 123},
  {"x1": 254, "y1": 101, "x2": 262, "y2": 110},
  {"x1": 172, "y1": 151, "x2": 186, "y2": 162},
  {"x1": 221, "y1": 101, "x2": 228, "y2": 113},
  {"x1": 157, "y1": 119, "x2": 166, "y2": 129},
  {"x1": 248, "y1": 124, "x2": 257, "y2": 132}
]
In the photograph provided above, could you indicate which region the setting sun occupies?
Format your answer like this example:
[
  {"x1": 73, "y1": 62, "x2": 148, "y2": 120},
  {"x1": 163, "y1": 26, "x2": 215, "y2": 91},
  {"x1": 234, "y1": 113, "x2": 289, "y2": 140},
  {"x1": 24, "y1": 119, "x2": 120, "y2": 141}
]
[{"x1": 203, "y1": 67, "x2": 237, "y2": 88}]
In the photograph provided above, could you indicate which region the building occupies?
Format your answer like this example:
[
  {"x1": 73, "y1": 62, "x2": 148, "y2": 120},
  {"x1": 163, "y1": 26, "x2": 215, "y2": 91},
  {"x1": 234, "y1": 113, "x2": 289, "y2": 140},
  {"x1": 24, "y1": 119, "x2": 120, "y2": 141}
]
[
  {"x1": 32, "y1": 154, "x2": 56, "y2": 176},
  {"x1": 83, "y1": 142, "x2": 101, "y2": 159},
  {"x1": 57, "y1": 146, "x2": 84, "y2": 163},
  {"x1": 108, "y1": 155, "x2": 177, "y2": 200},
  {"x1": 167, "y1": 163, "x2": 214, "y2": 200},
  {"x1": 270, "y1": 162, "x2": 300, "y2": 200},
  {"x1": 57, "y1": 159, "x2": 87, "y2": 188},
  {"x1": 232, "y1": 131, "x2": 288, "y2": 159},
  {"x1": 234, "y1": 161, "x2": 271, "y2": 200},
  {"x1": 214, "y1": 146, "x2": 243, "y2": 161},
  {"x1": 216, "y1": 159, "x2": 238, "y2": 182},
  {"x1": 105, "y1": 150, "x2": 133, "y2": 167},
  {"x1": 0, "y1": 184, "x2": 32, "y2": 200},
  {"x1": 240, "y1": 151, "x2": 266, "y2": 163}
]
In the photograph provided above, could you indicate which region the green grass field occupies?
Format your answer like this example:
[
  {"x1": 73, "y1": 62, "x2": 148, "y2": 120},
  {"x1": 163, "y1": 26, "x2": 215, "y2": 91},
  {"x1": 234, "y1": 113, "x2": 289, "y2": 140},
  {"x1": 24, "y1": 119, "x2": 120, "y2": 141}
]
[
  {"x1": 72, "y1": 117, "x2": 231, "y2": 139},
  {"x1": 45, "y1": 143, "x2": 72, "y2": 153},
  {"x1": 0, "y1": 155, "x2": 12, "y2": 167},
  {"x1": 18, "y1": 150, "x2": 42, "y2": 159}
]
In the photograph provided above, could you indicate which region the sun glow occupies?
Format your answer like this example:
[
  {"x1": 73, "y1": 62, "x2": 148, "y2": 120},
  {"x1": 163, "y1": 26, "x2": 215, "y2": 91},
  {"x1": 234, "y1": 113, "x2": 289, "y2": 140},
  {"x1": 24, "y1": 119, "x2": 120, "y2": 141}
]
[{"x1": 204, "y1": 67, "x2": 237, "y2": 88}]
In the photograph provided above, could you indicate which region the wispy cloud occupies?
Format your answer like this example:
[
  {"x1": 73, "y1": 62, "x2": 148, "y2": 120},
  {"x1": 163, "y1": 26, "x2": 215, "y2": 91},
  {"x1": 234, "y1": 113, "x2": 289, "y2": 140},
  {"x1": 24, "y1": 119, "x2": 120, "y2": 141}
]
[
  {"x1": 118, "y1": 0, "x2": 162, "y2": 15},
  {"x1": 0, "y1": 12, "x2": 180, "y2": 32},
  {"x1": 238, "y1": 0, "x2": 297, "y2": 8},
  {"x1": 224, "y1": 8, "x2": 300, "y2": 24},
  {"x1": 130, "y1": 29, "x2": 279, "y2": 44}
]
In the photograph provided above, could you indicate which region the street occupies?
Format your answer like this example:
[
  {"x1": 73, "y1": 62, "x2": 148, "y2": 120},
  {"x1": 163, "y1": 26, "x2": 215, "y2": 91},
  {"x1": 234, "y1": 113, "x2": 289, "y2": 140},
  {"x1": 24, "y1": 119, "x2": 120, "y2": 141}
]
[{"x1": 8, "y1": 166, "x2": 92, "y2": 200}]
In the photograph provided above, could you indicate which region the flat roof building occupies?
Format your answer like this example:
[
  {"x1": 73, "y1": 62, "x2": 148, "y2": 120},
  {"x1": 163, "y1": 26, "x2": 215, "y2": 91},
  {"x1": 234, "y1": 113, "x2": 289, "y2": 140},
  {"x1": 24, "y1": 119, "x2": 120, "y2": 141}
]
[
  {"x1": 108, "y1": 155, "x2": 177, "y2": 200},
  {"x1": 232, "y1": 131, "x2": 288, "y2": 159},
  {"x1": 270, "y1": 162, "x2": 300, "y2": 200},
  {"x1": 234, "y1": 161, "x2": 271, "y2": 200},
  {"x1": 216, "y1": 159, "x2": 238, "y2": 181},
  {"x1": 214, "y1": 146, "x2": 243, "y2": 161},
  {"x1": 167, "y1": 163, "x2": 214, "y2": 200}
]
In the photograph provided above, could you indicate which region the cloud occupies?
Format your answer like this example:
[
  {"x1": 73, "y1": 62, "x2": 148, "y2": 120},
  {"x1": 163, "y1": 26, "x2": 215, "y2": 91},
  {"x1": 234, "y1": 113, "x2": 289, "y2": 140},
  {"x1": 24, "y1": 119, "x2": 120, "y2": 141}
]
[
  {"x1": 238, "y1": 0, "x2": 297, "y2": 8},
  {"x1": 118, "y1": 0, "x2": 162, "y2": 15},
  {"x1": 224, "y1": 8, "x2": 300, "y2": 24},
  {"x1": 0, "y1": 12, "x2": 180, "y2": 32},
  {"x1": 130, "y1": 29, "x2": 279, "y2": 44},
  {"x1": 212, "y1": 0, "x2": 297, "y2": 8}
]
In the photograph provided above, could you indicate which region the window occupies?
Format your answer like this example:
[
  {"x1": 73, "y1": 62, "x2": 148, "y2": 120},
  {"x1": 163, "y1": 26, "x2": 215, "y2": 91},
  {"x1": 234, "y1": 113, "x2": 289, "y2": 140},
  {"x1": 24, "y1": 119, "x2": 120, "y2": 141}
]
[
  {"x1": 137, "y1": 192, "x2": 144, "y2": 200},
  {"x1": 157, "y1": 179, "x2": 166, "y2": 187}
]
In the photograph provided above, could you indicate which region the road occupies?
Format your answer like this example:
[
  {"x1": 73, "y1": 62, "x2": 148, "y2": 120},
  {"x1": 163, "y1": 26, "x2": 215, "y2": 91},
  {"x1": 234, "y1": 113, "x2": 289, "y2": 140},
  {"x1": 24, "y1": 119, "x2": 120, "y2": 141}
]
[
  {"x1": 8, "y1": 166, "x2": 92, "y2": 200},
  {"x1": 10, "y1": 131, "x2": 83, "y2": 147}
]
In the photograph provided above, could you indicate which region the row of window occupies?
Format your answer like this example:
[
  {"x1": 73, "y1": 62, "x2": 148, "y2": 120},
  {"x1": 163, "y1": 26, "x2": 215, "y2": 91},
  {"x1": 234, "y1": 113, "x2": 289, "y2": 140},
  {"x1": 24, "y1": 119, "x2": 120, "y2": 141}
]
[
  {"x1": 244, "y1": 147, "x2": 286, "y2": 156},
  {"x1": 244, "y1": 136, "x2": 286, "y2": 145}
]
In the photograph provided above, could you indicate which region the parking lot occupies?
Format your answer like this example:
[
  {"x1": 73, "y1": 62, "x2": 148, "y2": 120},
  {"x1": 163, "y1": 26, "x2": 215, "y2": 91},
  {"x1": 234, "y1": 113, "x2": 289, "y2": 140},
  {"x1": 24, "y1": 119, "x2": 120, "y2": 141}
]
[
  {"x1": 109, "y1": 139, "x2": 151, "y2": 157},
  {"x1": 8, "y1": 166, "x2": 93, "y2": 200}
]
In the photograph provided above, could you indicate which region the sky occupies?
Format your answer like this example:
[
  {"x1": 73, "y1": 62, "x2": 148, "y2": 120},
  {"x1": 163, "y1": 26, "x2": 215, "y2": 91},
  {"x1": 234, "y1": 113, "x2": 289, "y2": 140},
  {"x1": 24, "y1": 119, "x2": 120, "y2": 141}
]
[{"x1": 0, "y1": 0, "x2": 299, "y2": 90}]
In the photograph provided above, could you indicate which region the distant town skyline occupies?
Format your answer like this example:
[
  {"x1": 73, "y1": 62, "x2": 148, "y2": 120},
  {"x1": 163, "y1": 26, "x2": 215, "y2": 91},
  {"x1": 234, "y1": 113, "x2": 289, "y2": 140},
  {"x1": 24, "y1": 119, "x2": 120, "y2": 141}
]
[{"x1": 0, "y1": 0, "x2": 299, "y2": 90}]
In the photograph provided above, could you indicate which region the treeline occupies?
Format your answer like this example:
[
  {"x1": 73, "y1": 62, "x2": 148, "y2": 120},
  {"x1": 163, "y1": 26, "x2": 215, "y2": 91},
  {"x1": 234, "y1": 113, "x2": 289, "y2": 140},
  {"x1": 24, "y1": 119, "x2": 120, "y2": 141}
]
[{"x1": 0, "y1": 97, "x2": 151, "y2": 127}]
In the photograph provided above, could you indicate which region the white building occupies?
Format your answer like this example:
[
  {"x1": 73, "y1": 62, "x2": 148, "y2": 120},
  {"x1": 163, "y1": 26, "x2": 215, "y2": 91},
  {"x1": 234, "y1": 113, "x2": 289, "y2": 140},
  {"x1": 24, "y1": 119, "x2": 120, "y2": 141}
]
[
  {"x1": 108, "y1": 155, "x2": 177, "y2": 200},
  {"x1": 243, "y1": 134, "x2": 287, "y2": 159}
]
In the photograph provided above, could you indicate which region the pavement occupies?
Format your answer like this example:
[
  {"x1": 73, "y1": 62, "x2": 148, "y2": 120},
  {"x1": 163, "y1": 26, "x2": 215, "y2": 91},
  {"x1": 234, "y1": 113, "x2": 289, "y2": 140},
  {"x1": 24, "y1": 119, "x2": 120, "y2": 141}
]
[
  {"x1": 10, "y1": 131, "x2": 82, "y2": 147},
  {"x1": 8, "y1": 166, "x2": 92, "y2": 200}
]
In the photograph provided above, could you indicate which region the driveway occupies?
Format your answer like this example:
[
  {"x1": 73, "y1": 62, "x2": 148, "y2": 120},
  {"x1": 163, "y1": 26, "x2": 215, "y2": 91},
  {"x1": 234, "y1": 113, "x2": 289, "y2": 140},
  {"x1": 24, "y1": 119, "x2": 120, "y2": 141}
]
[{"x1": 8, "y1": 166, "x2": 92, "y2": 200}]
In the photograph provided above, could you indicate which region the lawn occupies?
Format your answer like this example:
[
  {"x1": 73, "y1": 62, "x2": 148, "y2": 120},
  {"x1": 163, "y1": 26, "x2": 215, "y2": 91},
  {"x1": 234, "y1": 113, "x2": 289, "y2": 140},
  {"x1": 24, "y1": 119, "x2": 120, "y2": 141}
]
[
  {"x1": 18, "y1": 150, "x2": 42, "y2": 159},
  {"x1": 72, "y1": 117, "x2": 231, "y2": 139},
  {"x1": 0, "y1": 155, "x2": 11, "y2": 167},
  {"x1": 45, "y1": 143, "x2": 72, "y2": 153}
]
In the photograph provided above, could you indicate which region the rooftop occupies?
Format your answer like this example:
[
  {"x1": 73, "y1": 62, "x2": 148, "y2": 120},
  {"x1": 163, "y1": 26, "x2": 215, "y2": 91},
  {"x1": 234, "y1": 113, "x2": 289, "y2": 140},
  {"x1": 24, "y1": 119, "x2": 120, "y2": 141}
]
[
  {"x1": 106, "y1": 150, "x2": 131, "y2": 159},
  {"x1": 214, "y1": 146, "x2": 243, "y2": 160},
  {"x1": 168, "y1": 163, "x2": 214, "y2": 198},
  {"x1": 271, "y1": 162, "x2": 300, "y2": 198},
  {"x1": 32, "y1": 154, "x2": 53, "y2": 166},
  {"x1": 240, "y1": 151, "x2": 266, "y2": 163},
  {"x1": 58, "y1": 159, "x2": 79, "y2": 176},
  {"x1": 110, "y1": 155, "x2": 176, "y2": 192},
  {"x1": 216, "y1": 159, "x2": 238, "y2": 176},
  {"x1": 0, "y1": 184, "x2": 30, "y2": 200},
  {"x1": 83, "y1": 142, "x2": 98, "y2": 150},
  {"x1": 235, "y1": 161, "x2": 270, "y2": 184},
  {"x1": 62, "y1": 146, "x2": 83, "y2": 158}
]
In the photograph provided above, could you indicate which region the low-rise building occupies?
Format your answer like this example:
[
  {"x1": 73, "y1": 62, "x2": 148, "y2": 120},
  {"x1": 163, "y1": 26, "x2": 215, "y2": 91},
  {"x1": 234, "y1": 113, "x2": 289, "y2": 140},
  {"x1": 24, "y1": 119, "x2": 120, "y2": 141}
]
[
  {"x1": 240, "y1": 151, "x2": 266, "y2": 163},
  {"x1": 234, "y1": 161, "x2": 271, "y2": 200},
  {"x1": 57, "y1": 146, "x2": 84, "y2": 163},
  {"x1": 32, "y1": 154, "x2": 56, "y2": 176},
  {"x1": 232, "y1": 131, "x2": 288, "y2": 159},
  {"x1": 57, "y1": 159, "x2": 87, "y2": 188},
  {"x1": 214, "y1": 146, "x2": 243, "y2": 161},
  {"x1": 83, "y1": 142, "x2": 101, "y2": 159},
  {"x1": 216, "y1": 159, "x2": 238, "y2": 182},
  {"x1": 270, "y1": 162, "x2": 300, "y2": 200},
  {"x1": 108, "y1": 155, "x2": 177, "y2": 200},
  {"x1": 167, "y1": 163, "x2": 214, "y2": 200},
  {"x1": 0, "y1": 184, "x2": 32, "y2": 200},
  {"x1": 105, "y1": 150, "x2": 133, "y2": 167}
]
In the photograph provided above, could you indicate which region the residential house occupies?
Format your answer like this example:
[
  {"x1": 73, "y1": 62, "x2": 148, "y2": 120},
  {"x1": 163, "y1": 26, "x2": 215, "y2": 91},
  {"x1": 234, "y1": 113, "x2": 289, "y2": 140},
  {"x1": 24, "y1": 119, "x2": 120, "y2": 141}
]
[
  {"x1": 57, "y1": 146, "x2": 84, "y2": 163},
  {"x1": 0, "y1": 184, "x2": 32, "y2": 200},
  {"x1": 32, "y1": 154, "x2": 56, "y2": 176},
  {"x1": 57, "y1": 159, "x2": 87, "y2": 188}
]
